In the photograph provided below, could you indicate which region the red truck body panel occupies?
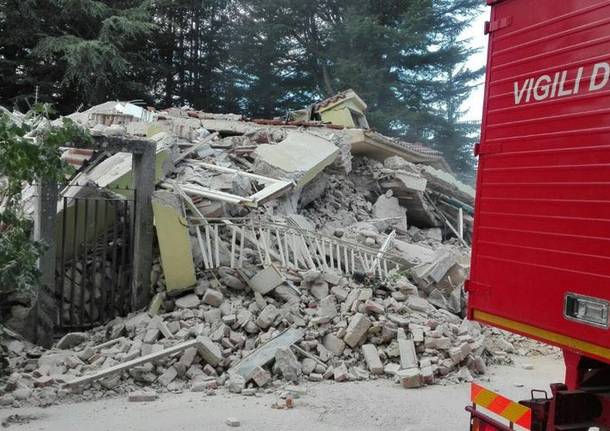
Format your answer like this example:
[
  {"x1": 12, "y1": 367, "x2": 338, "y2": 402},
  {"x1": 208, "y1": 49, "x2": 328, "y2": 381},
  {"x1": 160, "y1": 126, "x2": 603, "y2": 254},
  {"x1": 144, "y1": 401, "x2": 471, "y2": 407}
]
[{"x1": 469, "y1": 0, "x2": 610, "y2": 365}]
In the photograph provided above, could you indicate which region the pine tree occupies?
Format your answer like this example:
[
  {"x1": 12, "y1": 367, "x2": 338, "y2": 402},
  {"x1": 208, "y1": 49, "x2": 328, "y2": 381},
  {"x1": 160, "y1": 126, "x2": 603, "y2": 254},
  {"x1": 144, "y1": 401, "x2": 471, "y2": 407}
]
[
  {"x1": 1, "y1": 1, "x2": 154, "y2": 113},
  {"x1": 431, "y1": 46, "x2": 483, "y2": 183},
  {"x1": 1, "y1": 0, "x2": 484, "y2": 180},
  {"x1": 151, "y1": 0, "x2": 242, "y2": 113},
  {"x1": 0, "y1": 0, "x2": 47, "y2": 110}
]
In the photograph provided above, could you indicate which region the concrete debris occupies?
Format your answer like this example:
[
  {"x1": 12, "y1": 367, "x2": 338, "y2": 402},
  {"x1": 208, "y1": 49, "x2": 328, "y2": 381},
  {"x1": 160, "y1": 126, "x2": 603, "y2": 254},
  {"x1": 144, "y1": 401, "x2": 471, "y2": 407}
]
[
  {"x1": 398, "y1": 339, "x2": 418, "y2": 370},
  {"x1": 0, "y1": 92, "x2": 555, "y2": 408},
  {"x1": 396, "y1": 368, "x2": 423, "y2": 389},
  {"x1": 373, "y1": 190, "x2": 407, "y2": 231},
  {"x1": 273, "y1": 347, "x2": 302, "y2": 383},
  {"x1": 175, "y1": 294, "x2": 201, "y2": 309},
  {"x1": 128, "y1": 390, "x2": 158, "y2": 402},
  {"x1": 55, "y1": 332, "x2": 88, "y2": 350},
  {"x1": 225, "y1": 417, "x2": 241, "y2": 427},
  {"x1": 63, "y1": 338, "x2": 203, "y2": 388},
  {"x1": 344, "y1": 313, "x2": 372, "y2": 348},
  {"x1": 361, "y1": 344, "x2": 383, "y2": 375},
  {"x1": 228, "y1": 328, "x2": 304, "y2": 380},
  {"x1": 253, "y1": 131, "x2": 339, "y2": 188},
  {"x1": 244, "y1": 266, "x2": 284, "y2": 295},
  {"x1": 196, "y1": 337, "x2": 223, "y2": 367},
  {"x1": 246, "y1": 366, "x2": 271, "y2": 387},
  {"x1": 202, "y1": 289, "x2": 224, "y2": 307}
]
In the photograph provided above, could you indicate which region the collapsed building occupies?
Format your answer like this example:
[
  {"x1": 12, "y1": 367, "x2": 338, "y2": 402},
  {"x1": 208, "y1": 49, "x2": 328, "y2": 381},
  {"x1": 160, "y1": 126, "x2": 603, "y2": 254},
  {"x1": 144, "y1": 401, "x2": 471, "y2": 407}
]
[{"x1": 0, "y1": 90, "x2": 549, "y2": 408}]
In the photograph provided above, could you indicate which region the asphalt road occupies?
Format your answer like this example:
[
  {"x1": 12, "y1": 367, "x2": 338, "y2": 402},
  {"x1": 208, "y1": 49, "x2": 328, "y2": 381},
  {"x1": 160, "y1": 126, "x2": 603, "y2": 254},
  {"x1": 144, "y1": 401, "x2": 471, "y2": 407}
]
[{"x1": 0, "y1": 355, "x2": 564, "y2": 431}]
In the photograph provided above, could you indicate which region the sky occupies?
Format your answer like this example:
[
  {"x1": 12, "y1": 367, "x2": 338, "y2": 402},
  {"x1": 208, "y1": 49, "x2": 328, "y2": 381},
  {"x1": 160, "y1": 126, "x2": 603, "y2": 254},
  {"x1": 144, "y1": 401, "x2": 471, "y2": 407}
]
[{"x1": 462, "y1": 8, "x2": 491, "y2": 122}]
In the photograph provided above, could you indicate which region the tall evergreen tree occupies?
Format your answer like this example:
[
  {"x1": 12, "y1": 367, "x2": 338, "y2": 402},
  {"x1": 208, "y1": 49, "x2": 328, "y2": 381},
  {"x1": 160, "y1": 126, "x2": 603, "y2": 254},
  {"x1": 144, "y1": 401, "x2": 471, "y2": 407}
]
[
  {"x1": 1, "y1": 0, "x2": 154, "y2": 113},
  {"x1": 151, "y1": 0, "x2": 241, "y2": 112},
  {"x1": 0, "y1": 1, "x2": 47, "y2": 110},
  {"x1": 431, "y1": 43, "x2": 483, "y2": 183},
  {"x1": 326, "y1": 0, "x2": 482, "y2": 175},
  {"x1": 1, "y1": 0, "x2": 483, "y2": 176}
]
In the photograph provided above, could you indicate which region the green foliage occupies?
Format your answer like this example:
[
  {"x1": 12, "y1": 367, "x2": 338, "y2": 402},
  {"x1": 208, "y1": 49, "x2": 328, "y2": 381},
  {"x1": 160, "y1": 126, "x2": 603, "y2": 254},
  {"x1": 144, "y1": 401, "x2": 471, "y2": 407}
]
[
  {"x1": 0, "y1": 0, "x2": 155, "y2": 112},
  {"x1": 228, "y1": 0, "x2": 483, "y2": 179},
  {"x1": 0, "y1": 106, "x2": 91, "y2": 301},
  {"x1": 0, "y1": 214, "x2": 44, "y2": 302}
]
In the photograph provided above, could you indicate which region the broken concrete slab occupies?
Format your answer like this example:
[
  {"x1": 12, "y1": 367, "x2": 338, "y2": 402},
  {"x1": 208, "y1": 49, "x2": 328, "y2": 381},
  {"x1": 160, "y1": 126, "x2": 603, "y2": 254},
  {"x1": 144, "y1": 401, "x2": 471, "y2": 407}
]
[
  {"x1": 361, "y1": 344, "x2": 383, "y2": 375},
  {"x1": 396, "y1": 368, "x2": 423, "y2": 388},
  {"x1": 380, "y1": 173, "x2": 438, "y2": 228},
  {"x1": 256, "y1": 304, "x2": 279, "y2": 329},
  {"x1": 73, "y1": 143, "x2": 172, "y2": 197},
  {"x1": 392, "y1": 238, "x2": 434, "y2": 265},
  {"x1": 202, "y1": 289, "x2": 224, "y2": 307},
  {"x1": 228, "y1": 328, "x2": 304, "y2": 380},
  {"x1": 420, "y1": 165, "x2": 475, "y2": 205},
  {"x1": 175, "y1": 293, "x2": 201, "y2": 309},
  {"x1": 411, "y1": 248, "x2": 458, "y2": 290},
  {"x1": 349, "y1": 129, "x2": 451, "y2": 172},
  {"x1": 317, "y1": 295, "x2": 338, "y2": 321},
  {"x1": 373, "y1": 191, "x2": 407, "y2": 231},
  {"x1": 245, "y1": 266, "x2": 284, "y2": 295},
  {"x1": 170, "y1": 161, "x2": 294, "y2": 208},
  {"x1": 157, "y1": 366, "x2": 178, "y2": 386},
  {"x1": 343, "y1": 313, "x2": 371, "y2": 348},
  {"x1": 407, "y1": 295, "x2": 435, "y2": 313},
  {"x1": 323, "y1": 333, "x2": 346, "y2": 355},
  {"x1": 274, "y1": 347, "x2": 302, "y2": 383},
  {"x1": 253, "y1": 131, "x2": 339, "y2": 188},
  {"x1": 152, "y1": 316, "x2": 174, "y2": 339},
  {"x1": 398, "y1": 339, "x2": 418, "y2": 369},
  {"x1": 195, "y1": 337, "x2": 223, "y2": 367}
]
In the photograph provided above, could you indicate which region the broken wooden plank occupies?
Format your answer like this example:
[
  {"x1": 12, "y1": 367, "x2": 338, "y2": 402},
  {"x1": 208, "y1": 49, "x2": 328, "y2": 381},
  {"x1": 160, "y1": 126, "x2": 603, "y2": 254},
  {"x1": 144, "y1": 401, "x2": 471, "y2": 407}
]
[
  {"x1": 91, "y1": 337, "x2": 126, "y2": 352},
  {"x1": 65, "y1": 339, "x2": 202, "y2": 387},
  {"x1": 291, "y1": 345, "x2": 326, "y2": 368}
]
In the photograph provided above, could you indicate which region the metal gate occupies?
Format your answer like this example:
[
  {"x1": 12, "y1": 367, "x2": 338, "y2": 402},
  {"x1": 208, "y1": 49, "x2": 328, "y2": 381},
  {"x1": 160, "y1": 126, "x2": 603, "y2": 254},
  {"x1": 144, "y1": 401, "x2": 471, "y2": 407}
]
[{"x1": 55, "y1": 194, "x2": 136, "y2": 330}]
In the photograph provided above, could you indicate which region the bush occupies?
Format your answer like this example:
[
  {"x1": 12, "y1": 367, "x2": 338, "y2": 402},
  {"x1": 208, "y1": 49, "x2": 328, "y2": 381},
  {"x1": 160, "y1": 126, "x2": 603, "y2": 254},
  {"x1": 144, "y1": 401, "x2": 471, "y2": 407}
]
[{"x1": 0, "y1": 105, "x2": 91, "y2": 310}]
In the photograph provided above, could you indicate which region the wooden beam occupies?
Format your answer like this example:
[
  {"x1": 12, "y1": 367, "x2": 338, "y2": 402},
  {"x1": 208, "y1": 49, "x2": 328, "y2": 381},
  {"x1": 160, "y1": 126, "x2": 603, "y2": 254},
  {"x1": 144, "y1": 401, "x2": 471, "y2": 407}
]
[{"x1": 65, "y1": 339, "x2": 202, "y2": 387}]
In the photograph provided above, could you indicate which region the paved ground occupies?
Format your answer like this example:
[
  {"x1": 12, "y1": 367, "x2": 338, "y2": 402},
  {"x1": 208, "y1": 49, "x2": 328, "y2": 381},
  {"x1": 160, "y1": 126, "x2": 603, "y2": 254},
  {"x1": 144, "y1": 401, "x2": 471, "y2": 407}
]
[{"x1": 0, "y1": 356, "x2": 564, "y2": 431}]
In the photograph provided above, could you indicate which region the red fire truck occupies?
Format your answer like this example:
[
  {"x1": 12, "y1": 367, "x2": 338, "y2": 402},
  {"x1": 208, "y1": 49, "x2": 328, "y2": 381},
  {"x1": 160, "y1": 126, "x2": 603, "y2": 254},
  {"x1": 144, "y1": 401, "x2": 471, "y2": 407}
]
[{"x1": 467, "y1": 0, "x2": 610, "y2": 429}]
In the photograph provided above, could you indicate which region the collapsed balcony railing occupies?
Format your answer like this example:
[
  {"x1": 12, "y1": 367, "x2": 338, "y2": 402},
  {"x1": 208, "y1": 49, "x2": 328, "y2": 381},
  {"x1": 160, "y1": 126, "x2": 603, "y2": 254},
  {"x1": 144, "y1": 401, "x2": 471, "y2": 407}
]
[{"x1": 185, "y1": 217, "x2": 401, "y2": 280}]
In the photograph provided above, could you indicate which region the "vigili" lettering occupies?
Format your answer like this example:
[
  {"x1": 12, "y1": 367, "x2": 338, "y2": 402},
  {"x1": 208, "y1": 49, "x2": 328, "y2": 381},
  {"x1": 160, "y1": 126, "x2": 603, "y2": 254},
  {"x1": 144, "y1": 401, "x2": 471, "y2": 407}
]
[{"x1": 512, "y1": 62, "x2": 610, "y2": 105}]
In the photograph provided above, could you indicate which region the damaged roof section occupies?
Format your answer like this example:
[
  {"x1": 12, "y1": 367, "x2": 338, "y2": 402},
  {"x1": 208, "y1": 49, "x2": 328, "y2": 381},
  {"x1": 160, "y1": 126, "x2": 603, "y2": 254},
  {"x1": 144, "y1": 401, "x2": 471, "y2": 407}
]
[{"x1": 55, "y1": 90, "x2": 474, "y2": 237}]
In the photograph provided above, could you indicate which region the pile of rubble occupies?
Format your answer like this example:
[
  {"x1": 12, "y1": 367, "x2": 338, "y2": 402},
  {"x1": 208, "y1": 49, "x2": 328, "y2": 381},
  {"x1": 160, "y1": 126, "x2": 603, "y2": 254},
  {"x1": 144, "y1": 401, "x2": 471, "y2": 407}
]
[
  {"x1": 0, "y1": 267, "x2": 554, "y2": 408},
  {"x1": 0, "y1": 93, "x2": 554, "y2": 408}
]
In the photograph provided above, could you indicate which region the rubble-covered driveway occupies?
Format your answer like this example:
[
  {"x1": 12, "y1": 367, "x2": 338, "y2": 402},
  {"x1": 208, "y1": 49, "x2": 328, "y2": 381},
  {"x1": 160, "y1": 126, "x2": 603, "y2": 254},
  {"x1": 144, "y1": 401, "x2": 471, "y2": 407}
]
[{"x1": 1, "y1": 356, "x2": 562, "y2": 431}]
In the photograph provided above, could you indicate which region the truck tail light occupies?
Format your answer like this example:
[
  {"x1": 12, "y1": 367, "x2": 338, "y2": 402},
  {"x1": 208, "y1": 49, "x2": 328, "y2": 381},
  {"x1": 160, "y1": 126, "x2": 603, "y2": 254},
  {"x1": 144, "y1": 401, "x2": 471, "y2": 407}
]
[{"x1": 565, "y1": 294, "x2": 609, "y2": 329}]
